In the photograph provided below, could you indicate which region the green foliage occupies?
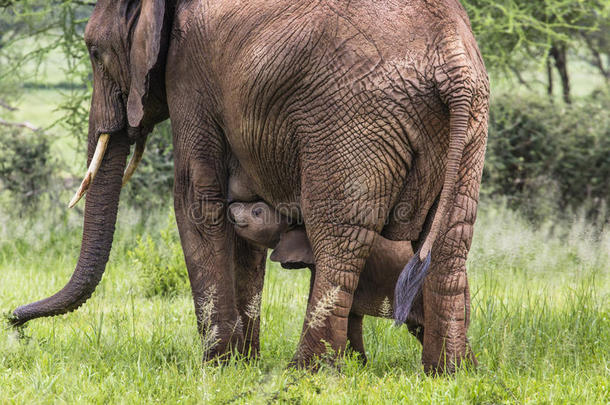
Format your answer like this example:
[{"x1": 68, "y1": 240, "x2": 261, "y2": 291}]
[
  {"x1": 0, "y1": 1, "x2": 92, "y2": 142},
  {"x1": 122, "y1": 122, "x2": 174, "y2": 210},
  {"x1": 0, "y1": 126, "x2": 56, "y2": 210},
  {"x1": 127, "y1": 211, "x2": 187, "y2": 297},
  {"x1": 464, "y1": 0, "x2": 609, "y2": 74},
  {"x1": 484, "y1": 89, "x2": 610, "y2": 219}
]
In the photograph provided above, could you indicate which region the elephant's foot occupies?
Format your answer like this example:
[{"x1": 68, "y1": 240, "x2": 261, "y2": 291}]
[
  {"x1": 421, "y1": 273, "x2": 473, "y2": 374},
  {"x1": 238, "y1": 315, "x2": 262, "y2": 360},
  {"x1": 344, "y1": 346, "x2": 367, "y2": 364},
  {"x1": 291, "y1": 288, "x2": 353, "y2": 370},
  {"x1": 421, "y1": 326, "x2": 470, "y2": 374},
  {"x1": 290, "y1": 320, "x2": 348, "y2": 370},
  {"x1": 201, "y1": 318, "x2": 266, "y2": 363},
  {"x1": 421, "y1": 325, "x2": 470, "y2": 374},
  {"x1": 422, "y1": 343, "x2": 477, "y2": 375},
  {"x1": 199, "y1": 312, "x2": 246, "y2": 363}
]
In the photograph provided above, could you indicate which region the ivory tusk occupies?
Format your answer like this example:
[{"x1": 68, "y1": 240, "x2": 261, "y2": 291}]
[
  {"x1": 122, "y1": 138, "x2": 146, "y2": 186},
  {"x1": 68, "y1": 134, "x2": 110, "y2": 208}
]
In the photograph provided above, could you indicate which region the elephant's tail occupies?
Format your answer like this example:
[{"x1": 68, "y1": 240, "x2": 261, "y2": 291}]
[{"x1": 394, "y1": 75, "x2": 473, "y2": 325}]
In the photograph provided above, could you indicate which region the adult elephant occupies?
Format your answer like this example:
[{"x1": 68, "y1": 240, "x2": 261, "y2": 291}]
[{"x1": 11, "y1": 0, "x2": 489, "y2": 373}]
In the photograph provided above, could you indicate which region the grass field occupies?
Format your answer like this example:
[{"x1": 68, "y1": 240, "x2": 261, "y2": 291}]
[{"x1": 0, "y1": 201, "x2": 608, "y2": 404}]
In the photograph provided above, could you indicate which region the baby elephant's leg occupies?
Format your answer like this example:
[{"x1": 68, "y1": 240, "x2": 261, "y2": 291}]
[{"x1": 347, "y1": 313, "x2": 367, "y2": 363}]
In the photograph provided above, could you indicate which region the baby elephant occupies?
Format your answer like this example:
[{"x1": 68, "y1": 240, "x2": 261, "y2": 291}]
[{"x1": 228, "y1": 201, "x2": 414, "y2": 361}]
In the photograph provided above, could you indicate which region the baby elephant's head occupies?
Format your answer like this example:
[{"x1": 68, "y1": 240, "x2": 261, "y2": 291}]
[{"x1": 228, "y1": 201, "x2": 291, "y2": 248}]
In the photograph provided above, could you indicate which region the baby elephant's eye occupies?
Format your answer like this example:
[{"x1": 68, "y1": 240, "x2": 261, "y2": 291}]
[
  {"x1": 252, "y1": 207, "x2": 263, "y2": 217},
  {"x1": 90, "y1": 47, "x2": 101, "y2": 63}
]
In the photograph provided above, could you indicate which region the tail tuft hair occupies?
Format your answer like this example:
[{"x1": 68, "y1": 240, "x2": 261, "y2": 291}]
[{"x1": 394, "y1": 250, "x2": 431, "y2": 325}]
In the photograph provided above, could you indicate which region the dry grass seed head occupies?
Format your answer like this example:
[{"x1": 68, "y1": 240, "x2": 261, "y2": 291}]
[
  {"x1": 245, "y1": 292, "x2": 262, "y2": 320},
  {"x1": 307, "y1": 286, "x2": 340, "y2": 330},
  {"x1": 198, "y1": 285, "x2": 219, "y2": 352},
  {"x1": 380, "y1": 296, "x2": 392, "y2": 318}
]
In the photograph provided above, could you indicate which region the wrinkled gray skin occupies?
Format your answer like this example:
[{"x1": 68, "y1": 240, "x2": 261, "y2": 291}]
[
  {"x1": 12, "y1": 0, "x2": 489, "y2": 373},
  {"x1": 229, "y1": 200, "x2": 414, "y2": 361}
]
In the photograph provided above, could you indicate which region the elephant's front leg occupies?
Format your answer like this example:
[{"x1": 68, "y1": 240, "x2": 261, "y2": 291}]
[{"x1": 174, "y1": 148, "x2": 260, "y2": 360}]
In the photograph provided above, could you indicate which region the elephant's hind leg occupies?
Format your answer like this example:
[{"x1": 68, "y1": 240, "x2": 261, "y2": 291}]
[
  {"x1": 293, "y1": 177, "x2": 397, "y2": 367},
  {"x1": 421, "y1": 136, "x2": 486, "y2": 374},
  {"x1": 303, "y1": 269, "x2": 367, "y2": 363},
  {"x1": 291, "y1": 223, "x2": 373, "y2": 368}
]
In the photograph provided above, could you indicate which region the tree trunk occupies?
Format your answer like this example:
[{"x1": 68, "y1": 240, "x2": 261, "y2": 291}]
[
  {"x1": 591, "y1": 49, "x2": 609, "y2": 82},
  {"x1": 546, "y1": 53, "x2": 554, "y2": 100},
  {"x1": 550, "y1": 44, "x2": 571, "y2": 104},
  {"x1": 583, "y1": 35, "x2": 610, "y2": 82}
]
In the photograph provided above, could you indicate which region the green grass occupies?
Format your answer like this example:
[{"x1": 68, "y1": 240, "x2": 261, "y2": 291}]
[{"x1": 0, "y1": 203, "x2": 608, "y2": 403}]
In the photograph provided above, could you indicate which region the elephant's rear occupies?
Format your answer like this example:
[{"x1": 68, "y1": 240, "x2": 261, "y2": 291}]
[
  {"x1": 211, "y1": 0, "x2": 488, "y2": 208},
  {"x1": 387, "y1": 0, "x2": 489, "y2": 373},
  {"x1": 205, "y1": 0, "x2": 490, "y2": 371}
]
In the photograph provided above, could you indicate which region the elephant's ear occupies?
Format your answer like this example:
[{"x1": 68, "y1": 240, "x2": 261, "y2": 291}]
[
  {"x1": 270, "y1": 229, "x2": 315, "y2": 269},
  {"x1": 127, "y1": 0, "x2": 165, "y2": 128}
]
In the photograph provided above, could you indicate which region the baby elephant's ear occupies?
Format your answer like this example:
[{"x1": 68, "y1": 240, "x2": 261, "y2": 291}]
[
  {"x1": 270, "y1": 229, "x2": 315, "y2": 269},
  {"x1": 127, "y1": 0, "x2": 166, "y2": 128}
]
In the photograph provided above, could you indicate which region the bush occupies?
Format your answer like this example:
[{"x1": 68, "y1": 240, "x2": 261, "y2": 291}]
[
  {"x1": 127, "y1": 211, "x2": 188, "y2": 297},
  {"x1": 483, "y1": 90, "x2": 610, "y2": 221},
  {"x1": 0, "y1": 126, "x2": 56, "y2": 211}
]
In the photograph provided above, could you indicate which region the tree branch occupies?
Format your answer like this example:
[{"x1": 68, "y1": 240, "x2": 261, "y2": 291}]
[
  {"x1": 0, "y1": 118, "x2": 42, "y2": 132},
  {"x1": 0, "y1": 99, "x2": 17, "y2": 111},
  {"x1": 71, "y1": 0, "x2": 96, "y2": 6},
  {"x1": 509, "y1": 66, "x2": 532, "y2": 90}
]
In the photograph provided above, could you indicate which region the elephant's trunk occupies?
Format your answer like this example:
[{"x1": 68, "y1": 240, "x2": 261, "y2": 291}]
[{"x1": 11, "y1": 133, "x2": 130, "y2": 326}]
